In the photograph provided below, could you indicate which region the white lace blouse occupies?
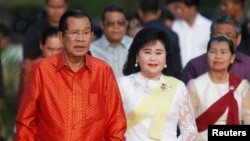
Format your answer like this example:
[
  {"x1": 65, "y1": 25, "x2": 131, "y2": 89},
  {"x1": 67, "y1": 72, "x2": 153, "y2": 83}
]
[
  {"x1": 118, "y1": 72, "x2": 198, "y2": 141},
  {"x1": 187, "y1": 72, "x2": 250, "y2": 141}
]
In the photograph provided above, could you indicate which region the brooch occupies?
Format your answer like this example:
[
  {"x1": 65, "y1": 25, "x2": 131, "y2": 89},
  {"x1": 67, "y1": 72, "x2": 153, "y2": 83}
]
[{"x1": 161, "y1": 83, "x2": 171, "y2": 91}]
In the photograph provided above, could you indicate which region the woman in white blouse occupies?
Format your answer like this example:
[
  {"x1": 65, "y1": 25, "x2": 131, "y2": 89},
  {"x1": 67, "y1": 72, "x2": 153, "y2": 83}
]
[
  {"x1": 118, "y1": 27, "x2": 198, "y2": 141},
  {"x1": 187, "y1": 35, "x2": 250, "y2": 141}
]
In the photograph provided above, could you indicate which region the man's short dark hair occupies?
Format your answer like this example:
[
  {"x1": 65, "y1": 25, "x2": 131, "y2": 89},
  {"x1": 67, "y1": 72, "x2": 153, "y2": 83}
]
[
  {"x1": 100, "y1": 4, "x2": 127, "y2": 21},
  {"x1": 139, "y1": 0, "x2": 160, "y2": 13},
  {"x1": 59, "y1": 10, "x2": 93, "y2": 33},
  {"x1": 45, "y1": 0, "x2": 68, "y2": 4},
  {"x1": 179, "y1": 0, "x2": 200, "y2": 7},
  {"x1": 165, "y1": 0, "x2": 178, "y2": 5},
  {"x1": 210, "y1": 16, "x2": 241, "y2": 36},
  {"x1": 160, "y1": 7, "x2": 175, "y2": 22},
  {"x1": 232, "y1": 0, "x2": 245, "y2": 6}
]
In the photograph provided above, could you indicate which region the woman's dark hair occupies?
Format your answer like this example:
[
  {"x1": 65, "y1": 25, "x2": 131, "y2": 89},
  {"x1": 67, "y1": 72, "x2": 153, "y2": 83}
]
[
  {"x1": 40, "y1": 27, "x2": 59, "y2": 44},
  {"x1": 123, "y1": 27, "x2": 175, "y2": 76},
  {"x1": 59, "y1": 9, "x2": 93, "y2": 33},
  {"x1": 207, "y1": 35, "x2": 235, "y2": 54}
]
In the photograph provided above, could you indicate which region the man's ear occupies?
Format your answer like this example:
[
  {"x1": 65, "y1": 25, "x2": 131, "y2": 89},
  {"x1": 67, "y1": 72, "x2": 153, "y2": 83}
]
[
  {"x1": 39, "y1": 41, "x2": 43, "y2": 51},
  {"x1": 58, "y1": 31, "x2": 64, "y2": 43},
  {"x1": 99, "y1": 21, "x2": 104, "y2": 31},
  {"x1": 156, "y1": 9, "x2": 162, "y2": 17},
  {"x1": 138, "y1": 9, "x2": 143, "y2": 21},
  {"x1": 236, "y1": 34, "x2": 242, "y2": 48},
  {"x1": 231, "y1": 53, "x2": 236, "y2": 64}
]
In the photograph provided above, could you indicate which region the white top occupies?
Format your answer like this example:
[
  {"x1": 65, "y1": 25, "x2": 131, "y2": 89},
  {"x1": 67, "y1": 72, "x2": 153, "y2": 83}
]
[
  {"x1": 172, "y1": 13, "x2": 212, "y2": 67},
  {"x1": 118, "y1": 72, "x2": 198, "y2": 141},
  {"x1": 187, "y1": 72, "x2": 250, "y2": 141},
  {"x1": 90, "y1": 35, "x2": 133, "y2": 79}
]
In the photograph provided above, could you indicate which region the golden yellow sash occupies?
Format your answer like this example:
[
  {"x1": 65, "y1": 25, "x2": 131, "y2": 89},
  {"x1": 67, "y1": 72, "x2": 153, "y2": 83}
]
[{"x1": 127, "y1": 76, "x2": 179, "y2": 139}]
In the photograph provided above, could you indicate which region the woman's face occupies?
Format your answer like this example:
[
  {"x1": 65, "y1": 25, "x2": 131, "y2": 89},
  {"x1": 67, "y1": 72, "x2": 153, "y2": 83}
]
[
  {"x1": 40, "y1": 36, "x2": 63, "y2": 58},
  {"x1": 137, "y1": 40, "x2": 166, "y2": 80},
  {"x1": 207, "y1": 40, "x2": 235, "y2": 72}
]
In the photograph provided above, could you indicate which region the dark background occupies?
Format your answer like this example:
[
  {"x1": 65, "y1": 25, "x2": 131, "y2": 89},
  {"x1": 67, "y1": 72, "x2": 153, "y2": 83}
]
[{"x1": 0, "y1": 0, "x2": 227, "y2": 42}]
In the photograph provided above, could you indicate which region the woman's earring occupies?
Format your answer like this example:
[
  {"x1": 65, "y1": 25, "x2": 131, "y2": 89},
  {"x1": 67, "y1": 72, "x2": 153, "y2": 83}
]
[
  {"x1": 164, "y1": 64, "x2": 167, "y2": 68},
  {"x1": 135, "y1": 60, "x2": 138, "y2": 67}
]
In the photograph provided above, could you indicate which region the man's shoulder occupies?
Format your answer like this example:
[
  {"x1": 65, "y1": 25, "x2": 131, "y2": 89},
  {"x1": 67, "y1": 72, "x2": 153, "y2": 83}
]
[
  {"x1": 33, "y1": 53, "x2": 59, "y2": 68},
  {"x1": 236, "y1": 51, "x2": 250, "y2": 61},
  {"x1": 187, "y1": 54, "x2": 206, "y2": 64},
  {"x1": 122, "y1": 35, "x2": 133, "y2": 42},
  {"x1": 172, "y1": 19, "x2": 184, "y2": 27},
  {"x1": 196, "y1": 13, "x2": 212, "y2": 25}
]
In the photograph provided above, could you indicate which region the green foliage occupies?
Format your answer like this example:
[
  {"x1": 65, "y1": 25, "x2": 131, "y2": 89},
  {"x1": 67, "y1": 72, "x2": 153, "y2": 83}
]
[
  {"x1": 0, "y1": 0, "x2": 43, "y2": 7},
  {"x1": 0, "y1": 44, "x2": 21, "y2": 141},
  {"x1": 0, "y1": 93, "x2": 17, "y2": 141}
]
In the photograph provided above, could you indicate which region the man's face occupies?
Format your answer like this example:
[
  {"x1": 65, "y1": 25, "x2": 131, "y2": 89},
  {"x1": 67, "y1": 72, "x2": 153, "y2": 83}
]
[
  {"x1": 100, "y1": 11, "x2": 128, "y2": 45},
  {"x1": 211, "y1": 23, "x2": 239, "y2": 49},
  {"x1": 220, "y1": 0, "x2": 236, "y2": 17},
  {"x1": 45, "y1": 0, "x2": 68, "y2": 25},
  {"x1": 59, "y1": 17, "x2": 93, "y2": 58},
  {"x1": 165, "y1": 2, "x2": 179, "y2": 19},
  {"x1": 175, "y1": 2, "x2": 194, "y2": 21}
]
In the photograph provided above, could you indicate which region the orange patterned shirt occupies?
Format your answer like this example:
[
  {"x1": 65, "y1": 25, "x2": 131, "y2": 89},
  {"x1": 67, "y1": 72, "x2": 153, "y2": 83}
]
[{"x1": 16, "y1": 52, "x2": 127, "y2": 141}]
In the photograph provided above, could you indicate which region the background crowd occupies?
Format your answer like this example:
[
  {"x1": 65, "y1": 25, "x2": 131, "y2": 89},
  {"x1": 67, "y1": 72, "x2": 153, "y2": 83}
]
[{"x1": 1, "y1": 0, "x2": 250, "y2": 140}]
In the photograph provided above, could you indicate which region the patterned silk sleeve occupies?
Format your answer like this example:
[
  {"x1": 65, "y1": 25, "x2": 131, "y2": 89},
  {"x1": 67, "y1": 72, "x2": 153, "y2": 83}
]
[
  {"x1": 15, "y1": 61, "x2": 41, "y2": 140},
  {"x1": 177, "y1": 83, "x2": 199, "y2": 141},
  {"x1": 103, "y1": 67, "x2": 127, "y2": 141}
]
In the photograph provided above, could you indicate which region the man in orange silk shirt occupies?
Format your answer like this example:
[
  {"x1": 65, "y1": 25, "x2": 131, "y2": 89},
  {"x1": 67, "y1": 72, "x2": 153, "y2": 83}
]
[{"x1": 15, "y1": 10, "x2": 127, "y2": 141}]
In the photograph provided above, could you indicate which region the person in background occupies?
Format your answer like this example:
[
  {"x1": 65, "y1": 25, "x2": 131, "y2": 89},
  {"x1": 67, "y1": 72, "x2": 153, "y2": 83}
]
[
  {"x1": 165, "y1": 0, "x2": 180, "y2": 19},
  {"x1": 118, "y1": 27, "x2": 198, "y2": 141},
  {"x1": 160, "y1": 7, "x2": 175, "y2": 28},
  {"x1": 15, "y1": 10, "x2": 126, "y2": 140},
  {"x1": 0, "y1": 23, "x2": 9, "y2": 110},
  {"x1": 181, "y1": 16, "x2": 250, "y2": 84},
  {"x1": 220, "y1": 0, "x2": 250, "y2": 56},
  {"x1": 18, "y1": 27, "x2": 63, "y2": 103},
  {"x1": 90, "y1": 4, "x2": 133, "y2": 80},
  {"x1": 0, "y1": 22, "x2": 22, "y2": 140},
  {"x1": 238, "y1": 15, "x2": 250, "y2": 56},
  {"x1": 138, "y1": 0, "x2": 182, "y2": 79},
  {"x1": 220, "y1": 0, "x2": 246, "y2": 28},
  {"x1": 0, "y1": 26, "x2": 4, "y2": 141},
  {"x1": 127, "y1": 25, "x2": 142, "y2": 38},
  {"x1": 0, "y1": 52, "x2": 3, "y2": 105},
  {"x1": 22, "y1": 0, "x2": 67, "y2": 76},
  {"x1": 172, "y1": 0, "x2": 212, "y2": 68},
  {"x1": 187, "y1": 35, "x2": 250, "y2": 141},
  {"x1": 127, "y1": 13, "x2": 143, "y2": 38}
]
